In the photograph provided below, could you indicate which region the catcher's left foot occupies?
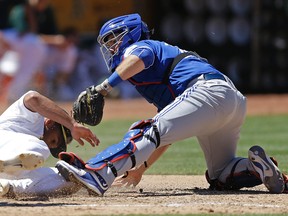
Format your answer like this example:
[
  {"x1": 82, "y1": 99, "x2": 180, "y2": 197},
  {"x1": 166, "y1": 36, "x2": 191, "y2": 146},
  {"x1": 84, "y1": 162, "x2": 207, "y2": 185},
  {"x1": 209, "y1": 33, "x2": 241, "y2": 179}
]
[
  {"x1": 56, "y1": 160, "x2": 108, "y2": 196},
  {"x1": 248, "y1": 145, "x2": 284, "y2": 193},
  {"x1": 0, "y1": 152, "x2": 44, "y2": 173}
]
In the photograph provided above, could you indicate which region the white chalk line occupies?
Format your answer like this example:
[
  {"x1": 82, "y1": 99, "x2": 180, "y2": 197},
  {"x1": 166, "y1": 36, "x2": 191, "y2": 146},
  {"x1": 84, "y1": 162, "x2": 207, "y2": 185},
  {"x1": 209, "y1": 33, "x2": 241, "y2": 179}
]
[{"x1": 63, "y1": 201, "x2": 283, "y2": 208}]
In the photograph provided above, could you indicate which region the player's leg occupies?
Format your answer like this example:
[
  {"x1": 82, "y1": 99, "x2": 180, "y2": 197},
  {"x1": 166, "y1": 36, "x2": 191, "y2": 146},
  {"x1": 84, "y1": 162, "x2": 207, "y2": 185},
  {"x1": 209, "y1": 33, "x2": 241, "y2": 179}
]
[
  {"x1": 198, "y1": 85, "x2": 247, "y2": 179},
  {"x1": 209, "y1": 147, "x2": 285, "y2": 193},
  {"x1": 198, "y1": 84, "x2": 284, "y2": 193},
  {"x1": 56, "y1": 119, "x2": 160, "y2": 195},
  {"x1": 0, "y1": 151, "x2": 44, "y2": 173},
  {"x1": 0, "y1": 179, "x2": 14, "y2": 197},
  {"x1": 0, "y1": 167, "x2": 80, "y2": 198},
  {"x1": 0, "y1": 131, "x2": 47, "y2": 173},
  {"x1": 160, "y1": 78, "x2": 284, "y2": 193},
  {"x1": 206, "y1": 128, "x2": 285, "y2": 193},
  {"x1": 201, "y1": 108, "x2": 257, "y2": 190}
]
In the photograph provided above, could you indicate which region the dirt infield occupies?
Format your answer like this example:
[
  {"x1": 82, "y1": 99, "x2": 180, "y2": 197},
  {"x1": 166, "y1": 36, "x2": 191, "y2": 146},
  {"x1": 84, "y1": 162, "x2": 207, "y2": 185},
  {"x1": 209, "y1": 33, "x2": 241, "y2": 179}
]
[
  {"x1": 0, "y1": 175, "x2": 288, "y2": 215},
  {"x1": 0, "y1": 94, "x2": 288, "y2": 215}
]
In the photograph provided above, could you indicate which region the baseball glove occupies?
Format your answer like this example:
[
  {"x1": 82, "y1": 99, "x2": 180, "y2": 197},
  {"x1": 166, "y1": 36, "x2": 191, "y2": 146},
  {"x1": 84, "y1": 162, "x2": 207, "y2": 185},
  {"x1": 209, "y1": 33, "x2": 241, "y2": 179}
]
[{"x1": 73, "y1": 86, "x2": 104, "y2": 126}]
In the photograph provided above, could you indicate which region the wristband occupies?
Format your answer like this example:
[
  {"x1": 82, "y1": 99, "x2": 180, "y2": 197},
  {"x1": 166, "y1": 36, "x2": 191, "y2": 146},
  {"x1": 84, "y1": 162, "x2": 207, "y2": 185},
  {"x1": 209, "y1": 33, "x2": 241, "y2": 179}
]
[
  {"x1": 101, "y1": 79, "x2": 112, "y2": 92},
  {"x1": 108, "y1": 71, "x2": 123, "y2": 87},
  {"x1": 94, "y1": 79, "x2": 112, "y2": 96}
]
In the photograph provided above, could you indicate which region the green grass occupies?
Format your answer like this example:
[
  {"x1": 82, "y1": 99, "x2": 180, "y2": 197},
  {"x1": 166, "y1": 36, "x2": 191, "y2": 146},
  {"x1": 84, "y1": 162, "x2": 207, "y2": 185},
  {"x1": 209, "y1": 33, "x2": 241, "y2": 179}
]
[{"x1": 45, "y1": 114, "x2": 288, "y2": 175}]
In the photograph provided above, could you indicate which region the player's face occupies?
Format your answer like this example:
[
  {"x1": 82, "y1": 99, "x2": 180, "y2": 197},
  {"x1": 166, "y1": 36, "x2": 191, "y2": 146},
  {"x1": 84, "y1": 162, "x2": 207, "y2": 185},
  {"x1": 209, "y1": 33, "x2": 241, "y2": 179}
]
[
  {"x1": 99, "y1": 30, "x2": 127, "y2": 71},
  {"x1": 104, "y1": 34, "x2": 122, "y2": 55},
  {"x1": 101, "y1": 29, "x2": 128, "y2": 54},
  {"x1": 43, "y1": 121, "x2": 64, "y2": 149}
]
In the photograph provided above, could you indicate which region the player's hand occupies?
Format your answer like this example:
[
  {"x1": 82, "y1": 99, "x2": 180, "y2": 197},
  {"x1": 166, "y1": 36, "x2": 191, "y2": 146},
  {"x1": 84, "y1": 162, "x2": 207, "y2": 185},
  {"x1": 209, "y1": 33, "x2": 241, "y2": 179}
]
[
  {"x1": 71, "y1": 122, "x2": 99, "y2": 147},
  {"x1": 112, "y1": 167, "x2": 144, "y2": 187}
]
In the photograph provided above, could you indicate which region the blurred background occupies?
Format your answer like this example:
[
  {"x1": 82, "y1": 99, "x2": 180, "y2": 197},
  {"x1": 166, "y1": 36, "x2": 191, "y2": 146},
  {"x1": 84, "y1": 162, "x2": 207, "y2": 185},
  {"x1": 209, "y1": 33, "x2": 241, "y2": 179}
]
[{"x1": 0, "y1": 0, "x2": 288, "y2": 105}]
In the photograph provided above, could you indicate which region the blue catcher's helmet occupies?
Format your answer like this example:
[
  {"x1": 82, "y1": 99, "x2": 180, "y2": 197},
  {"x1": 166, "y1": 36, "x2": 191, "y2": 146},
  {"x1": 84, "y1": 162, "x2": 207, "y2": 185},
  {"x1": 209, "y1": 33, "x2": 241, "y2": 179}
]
[{"x1": 97, "y1": 13, "x2": 151, "y2": 72}]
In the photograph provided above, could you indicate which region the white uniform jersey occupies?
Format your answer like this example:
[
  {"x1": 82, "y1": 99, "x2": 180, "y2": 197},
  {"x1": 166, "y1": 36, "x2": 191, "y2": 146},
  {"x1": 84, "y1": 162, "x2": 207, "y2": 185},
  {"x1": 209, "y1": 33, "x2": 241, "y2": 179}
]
[
  {"x1": 0, "y1": 91, "x2": 50, "y2": 164},
  {"x1": 0, "y1": 91, "x2": 45, "y2": 137},
  {"x1": 0, "y1": 91, "x2": 76, "y2": 197},
  {"x1": 0, "y1": 91, "x2": 50, "y2": 178}
]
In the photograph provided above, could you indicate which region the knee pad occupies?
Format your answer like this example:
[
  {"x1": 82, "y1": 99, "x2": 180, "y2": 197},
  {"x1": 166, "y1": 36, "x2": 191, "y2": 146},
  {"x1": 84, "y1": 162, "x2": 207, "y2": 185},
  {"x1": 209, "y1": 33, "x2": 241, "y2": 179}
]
[
  {"x1": 224, "y1": 170, "x2": 262, "y2": 190},
  {"x1": 129, "y1": 119, "x2": 160, "y2": 148},
  {"x1": 206, "y1": 158, "x2": 262, "y2": 190},
  {"x1": 86, "y1": 119, "x2": 160, "y2": 177}
]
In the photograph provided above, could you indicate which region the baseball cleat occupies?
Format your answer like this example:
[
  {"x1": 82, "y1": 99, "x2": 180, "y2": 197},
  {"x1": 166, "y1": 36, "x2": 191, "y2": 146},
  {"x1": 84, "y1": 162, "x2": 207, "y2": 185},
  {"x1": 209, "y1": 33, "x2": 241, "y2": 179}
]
[
  {"x1": 0, "y1": 179, "x2": 15, "y2": 198},
  {"x1": 0, "y1": 179, "x2": 10, "y2": 196},
  {"x1": 56, "y1": 160, "x2": 108, "y2": 196},
  {"x1": 0, "y1": 152, "x2": 44, "y2": 173},
  {"x1": 248, "y1": 145, "x2": 284, "y2": 193}
]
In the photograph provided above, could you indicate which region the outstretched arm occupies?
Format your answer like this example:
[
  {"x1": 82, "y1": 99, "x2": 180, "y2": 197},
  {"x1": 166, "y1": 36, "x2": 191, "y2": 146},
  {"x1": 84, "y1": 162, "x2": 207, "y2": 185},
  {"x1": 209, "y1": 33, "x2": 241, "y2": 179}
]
[
  {"x1": 112, "y1": 145, "x2": 170, "y2": 187},
  {"x1": 95, "y1": 55, "x2": 145, "y2": 96},
  {"x1": 24, "y1": 91, "x2": 99, "y2": 147}
]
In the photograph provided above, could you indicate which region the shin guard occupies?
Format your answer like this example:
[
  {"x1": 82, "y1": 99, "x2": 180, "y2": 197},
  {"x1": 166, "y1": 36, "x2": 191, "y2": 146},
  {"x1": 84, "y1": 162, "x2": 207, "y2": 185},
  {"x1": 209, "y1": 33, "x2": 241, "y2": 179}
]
[
  {"x1": 206, "y1": 158, "x2": 262, "y2": 190},
  {"x1": 86, "y1": 119, "x2": 160, "y2": 177}
]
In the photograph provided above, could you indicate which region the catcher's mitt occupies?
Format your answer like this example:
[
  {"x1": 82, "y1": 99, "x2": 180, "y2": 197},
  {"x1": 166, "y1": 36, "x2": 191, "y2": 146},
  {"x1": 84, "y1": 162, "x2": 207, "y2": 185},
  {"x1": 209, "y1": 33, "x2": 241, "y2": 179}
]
[{"x1": 73, "y1": 86, "x2": 104, "y2": 126}]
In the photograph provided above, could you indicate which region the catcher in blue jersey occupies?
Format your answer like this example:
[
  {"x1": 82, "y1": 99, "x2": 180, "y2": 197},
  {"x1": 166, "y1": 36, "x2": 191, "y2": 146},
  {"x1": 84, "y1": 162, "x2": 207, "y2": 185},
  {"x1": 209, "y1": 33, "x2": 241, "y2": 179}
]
[{"x1": 56, "y1": 13, "x2": 288, "y2": 195}]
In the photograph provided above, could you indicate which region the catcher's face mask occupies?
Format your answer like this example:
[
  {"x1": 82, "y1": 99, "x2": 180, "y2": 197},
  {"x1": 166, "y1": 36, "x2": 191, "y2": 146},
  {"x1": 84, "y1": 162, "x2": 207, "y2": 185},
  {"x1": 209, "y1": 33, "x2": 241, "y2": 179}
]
[
  {"x1": 49, "y1": 123, "x2": 72, "y2": 158},
  {"x1": 97, "y1": 14, "x2": 151, "y2": 72},
  {"x1": 98, "y1": 30, "x2": 127, "y2": 72}
]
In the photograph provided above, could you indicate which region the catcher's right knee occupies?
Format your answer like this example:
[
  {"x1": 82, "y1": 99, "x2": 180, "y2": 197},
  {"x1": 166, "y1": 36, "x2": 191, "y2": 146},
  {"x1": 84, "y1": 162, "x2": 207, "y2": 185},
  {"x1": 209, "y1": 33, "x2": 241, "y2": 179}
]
[
  {"x1": 205, "y1": 170, "x2": 262, "y2": 191},
  {"x1": 205, "y1": 158, "x2": 262, "y2": 190}
]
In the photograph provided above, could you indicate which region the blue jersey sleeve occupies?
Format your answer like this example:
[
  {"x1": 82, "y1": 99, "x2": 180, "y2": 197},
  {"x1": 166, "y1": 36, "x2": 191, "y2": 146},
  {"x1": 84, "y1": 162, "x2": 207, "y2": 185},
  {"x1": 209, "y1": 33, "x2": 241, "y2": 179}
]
[{"x1": 124, "y1": 44, "x2": 155, "y2": 69}]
